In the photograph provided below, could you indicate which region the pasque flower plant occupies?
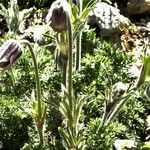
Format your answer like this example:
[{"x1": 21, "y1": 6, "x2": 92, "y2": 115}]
[
  {"x1": 45, "y1": 0, "x2": 99, "y2": 149},
  {"x1": 1, "y1": 0, "x2": 149, "y2": 149},
  {"x1": 0, "y1": 39, "x2": 46, "y2": 146}
]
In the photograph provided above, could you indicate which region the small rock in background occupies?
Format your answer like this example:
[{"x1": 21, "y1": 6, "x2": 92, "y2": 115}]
[
  {"x1": 127, "y1": 0, "x2": 150, "y2": 15},
  {"x1": 87, "y1": 2, "x2": 130, "y2": 39},
  {"x1": 113, "y1": 139, "x2": 137, "y2": 150},
  {"x1": 140, "y1": 18, "x2": 147, "y2": 24},
  {"x1": 147, "y1": 22, "x2": 150, "y2": 28},
  {"x1": 87, "y1": 1, "x2": 150, "y2": 53},
  {"x1": 87, "y1": 2, "x2": 131, "y2": 48}
]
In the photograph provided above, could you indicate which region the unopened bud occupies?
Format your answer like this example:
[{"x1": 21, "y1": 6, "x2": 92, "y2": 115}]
[
  {"x1": 0, "y1": 40, "x2": 22, "y2": 69},
  {"x1": 46, "y1": 0, "x2": 71, "y2": 33}
]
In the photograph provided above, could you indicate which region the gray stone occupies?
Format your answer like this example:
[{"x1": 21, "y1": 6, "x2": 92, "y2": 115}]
[
  {"x1": 87, "y1": 2, "x2": 130, "y2": 39},
  {"x1": 113, "y1": 139, "x2": 137, "y2": 150},
  {"x1": 127, "y1": 0, "x2": 150, "y2": 15}
]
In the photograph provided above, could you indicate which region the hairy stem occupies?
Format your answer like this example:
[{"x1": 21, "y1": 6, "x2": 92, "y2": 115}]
[
  {"x1": 62, "y1": 62, "x2": 67, "y2": 87},
  {"x1": 76, "y1": 0, "x2": 82, "y2": 71},
  {"x1": 68, "y1": 20, "x2": 73, "y2": 111},
  {"x1": 29, "y1": 43, "x2": 42, "y2": 118},
  {"x1": 76, "y1": 33, "x2": 82, "y2": 71},
  {"x1": 20, "y1": 41, "x2": 43, "y2": 144},
  {"x1": 9, "y1": 68, "x2": 16, "y2": 85}
]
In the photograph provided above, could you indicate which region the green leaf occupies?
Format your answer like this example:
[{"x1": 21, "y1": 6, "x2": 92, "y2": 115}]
[
  {"x1": 59, "y1": 99, "x2": 73, "y2": 125},
  {"x1": 0, "y1": 3, "x2": 7, "y2": 16},
  {"x1": 145, "y1": 57, "x2": 150, "y2": 82},
  {"x1": 74, "y1": 98, "x2": 84, "y2": 126},
  {"x1": 59, "y1": 128, "x2": 70, "y2": 147},
  {"x1": 82, "y1": 0, "x2": 99, "y2": 19},
  {"x1": 71, "y1": 3, "x2": 79, "y2": 21},
  {"x1": 136, "y1": 57, "x2": 150, "y2": 89},
  {"x1": 19, "y1": 7, "x2": 35, "y2": 23},
  {"x1": 142, "y1": 142, "x2": 150, "y2": 150}
]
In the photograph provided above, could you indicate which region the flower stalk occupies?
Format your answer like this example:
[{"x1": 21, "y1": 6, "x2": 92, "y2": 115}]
[
  {"x1": 68, "y1": 19, "x2": 73, "y2": 110},
  {"x1": 76, "y1": 0, "x2": 82, "y2": 71},
  {"x1": 20, "y1": 40, "x2": 45, "y2": 145},
  {"x1": 26, "y1": 42, "x2": 42, "y2": 118}
]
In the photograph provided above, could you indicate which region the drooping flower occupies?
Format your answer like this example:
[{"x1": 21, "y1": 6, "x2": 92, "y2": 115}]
[
  {"x1": 0, "y1": 40, "x2": 22, "y2": 69},
  {"x1": 46, "y1": 0, "x2": 71, "y2": 33}
]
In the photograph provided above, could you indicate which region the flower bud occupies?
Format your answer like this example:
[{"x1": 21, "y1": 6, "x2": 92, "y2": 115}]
[
  {"x1": 46, "y1": 0, "x2": 71, "y2": 33},
  {"x1": 0, "y1": 40, "x2": 22, "y2": 69}
]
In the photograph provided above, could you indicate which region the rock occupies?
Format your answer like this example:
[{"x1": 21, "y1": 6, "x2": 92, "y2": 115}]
[
  {"x1": 147, "y1": 22, "x2": 150, "y2": 28},
  {"x1": 127, "y1": 0, "x2": 150, "y2": 15},
  {"x1": 87, "y1": 2, "x2": 130, "y2": 40},
  {"x1": 113, "y1": 139, "x2": 137, "y2": 150},
  {"x1": 121, "y1": 23, "x2": 150, "y2": 52},
  {"x1": 140, "y1": 18, "x2": 147, "y2": 23}
]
